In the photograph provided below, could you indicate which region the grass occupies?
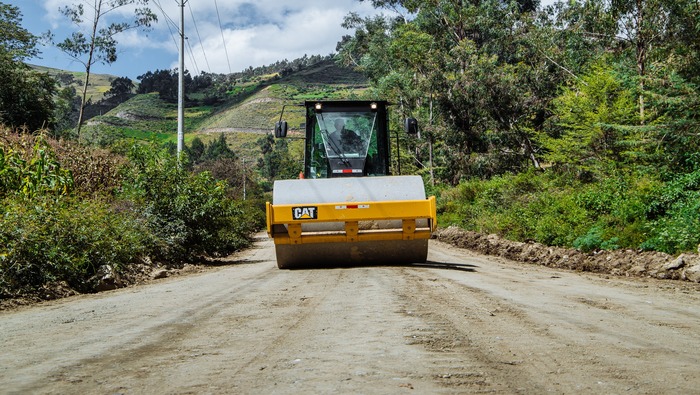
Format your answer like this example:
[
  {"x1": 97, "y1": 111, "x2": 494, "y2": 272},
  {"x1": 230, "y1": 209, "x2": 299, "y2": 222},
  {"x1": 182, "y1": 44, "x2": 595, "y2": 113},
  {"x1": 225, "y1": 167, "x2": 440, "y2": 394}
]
[
  {"x1": 31, "y1": 65, "x2": 117, "y2": 102},
  {"x1": 82, "y1": 93, "x2": 215, "y2": 143}
]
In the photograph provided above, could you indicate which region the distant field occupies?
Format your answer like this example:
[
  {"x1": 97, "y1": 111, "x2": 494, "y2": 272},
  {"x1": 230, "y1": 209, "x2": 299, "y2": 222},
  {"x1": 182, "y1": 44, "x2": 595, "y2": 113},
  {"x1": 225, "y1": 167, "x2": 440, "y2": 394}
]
[{"x1": 31, "y1": 64, "x2": 117, "y2": 102}]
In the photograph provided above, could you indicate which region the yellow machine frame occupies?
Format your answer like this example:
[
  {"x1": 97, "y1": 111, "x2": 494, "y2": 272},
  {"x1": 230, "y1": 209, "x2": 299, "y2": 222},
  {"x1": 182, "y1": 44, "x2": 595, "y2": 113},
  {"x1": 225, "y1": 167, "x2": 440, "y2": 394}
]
[{"x1": 267, "y1": 197, "x2": 437, "y2": 245}]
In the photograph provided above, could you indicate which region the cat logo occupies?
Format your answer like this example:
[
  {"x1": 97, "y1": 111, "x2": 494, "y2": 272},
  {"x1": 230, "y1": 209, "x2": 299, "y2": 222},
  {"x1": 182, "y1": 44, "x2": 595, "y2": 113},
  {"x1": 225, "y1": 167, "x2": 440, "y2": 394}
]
[{"x1": 292, "y1": 206, "x2": 318, "y2": 220}]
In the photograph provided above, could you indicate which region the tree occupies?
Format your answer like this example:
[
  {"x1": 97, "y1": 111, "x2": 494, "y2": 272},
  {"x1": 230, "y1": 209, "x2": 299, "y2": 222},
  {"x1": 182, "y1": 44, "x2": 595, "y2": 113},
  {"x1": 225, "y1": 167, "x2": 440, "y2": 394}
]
[
  {"x1": 204, "y1": 134, "x2": 236, "y2": 161},
  {"x1": 48, "y1": 0, "x2": 156, "y2": 140},
  {"x1": 0, "y1": 4, "x2": 38, "y2": 59},
  {"x1": 53, "y1": 86, "x2": 79, "y2": 136},
  {"x1": 186, "y1": 137, "x2": 205, "y2": 164},
  {"x1": 609, "y1": 0, "x2": 670, "y2": 123},
  {"x1": 540, "y1": 61, "x2": 638, "y2": 174},
  {"x1": 339, "y1": 0, "x2": 557, "y2": 182},
  {"x1": 137, "y1": 69, "x2": 191, "y2": 102},
  {"x1": 257, "y1": 134, "x2": 298, "y2": 181},
  {"x1": 0, "y1": 4, "x2": 56, "y2": 130},
  {"x1": 106, "y1": 76, "x2": 134, "y2": 102}
]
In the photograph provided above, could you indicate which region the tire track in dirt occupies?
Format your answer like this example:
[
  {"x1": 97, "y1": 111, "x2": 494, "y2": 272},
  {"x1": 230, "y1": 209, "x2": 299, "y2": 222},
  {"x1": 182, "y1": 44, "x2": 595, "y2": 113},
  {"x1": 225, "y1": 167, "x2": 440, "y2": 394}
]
[
  {"x1": 2, "y1": 238, "x2": 699, "y2": 394},
  {"x1": 394, "y1": 241, "x2": 700, "y2": 394},
  {"x1": 2, "y1": 252, "x2": 280, "y2": 393}
]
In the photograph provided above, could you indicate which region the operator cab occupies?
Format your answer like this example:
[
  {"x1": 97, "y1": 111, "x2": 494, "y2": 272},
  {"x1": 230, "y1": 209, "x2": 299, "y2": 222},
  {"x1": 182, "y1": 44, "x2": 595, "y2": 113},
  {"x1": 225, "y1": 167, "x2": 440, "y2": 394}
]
[
  {"x1": 306, "y1": 101, "x2": 389, "y2": 178},
  {"x1": 274, "y1": 100, "x2": 418, "y2": 179}
]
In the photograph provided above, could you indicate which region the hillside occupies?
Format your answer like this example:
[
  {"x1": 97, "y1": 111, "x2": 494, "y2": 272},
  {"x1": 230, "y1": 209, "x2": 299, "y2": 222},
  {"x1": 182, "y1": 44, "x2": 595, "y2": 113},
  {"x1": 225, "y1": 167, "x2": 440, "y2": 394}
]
[
  {"x1": 81, "y1": 59, "x2": 368, "y2": 158},
  {"x1": 197, "y1": 59, "x2": 368, "y2": 132},
  {"x1": 31, "y1": 64, "x2": 118, "y2": 103}
]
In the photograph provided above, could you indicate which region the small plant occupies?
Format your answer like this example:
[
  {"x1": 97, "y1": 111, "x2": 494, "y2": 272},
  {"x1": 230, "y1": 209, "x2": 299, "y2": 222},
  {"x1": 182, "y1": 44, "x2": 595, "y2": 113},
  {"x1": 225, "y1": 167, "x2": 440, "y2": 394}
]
[
  {"x1": 0, "y1": 133, "x2": 73, "y2": 199},
  {"x1": 573, "y1": 226, "x2": 620, "y2": 253}
]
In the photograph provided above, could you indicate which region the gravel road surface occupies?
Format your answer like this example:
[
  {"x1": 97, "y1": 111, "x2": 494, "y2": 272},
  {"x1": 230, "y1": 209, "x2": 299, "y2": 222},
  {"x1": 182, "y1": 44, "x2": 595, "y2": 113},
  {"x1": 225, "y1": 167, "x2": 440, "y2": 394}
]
[{"x1": 2, "y1": 236, "x2": 699, "y2": 394}]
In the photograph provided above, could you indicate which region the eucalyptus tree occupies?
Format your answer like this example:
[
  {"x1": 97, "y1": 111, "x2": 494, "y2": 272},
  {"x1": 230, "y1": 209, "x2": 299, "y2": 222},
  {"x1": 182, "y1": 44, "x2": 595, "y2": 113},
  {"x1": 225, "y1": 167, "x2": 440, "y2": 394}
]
[
  {"x1": 608, "y1": 0, "x2": 670, "y2": 123},
  {"x1": 48, "y1": 0, "x2": 157, "y2": 140},
  {"x1": 340, "y1": 0, "x2": 558, "y2": 182},
  {"x1": 106, "y1": 76, "x2": 134, "y2": 102},
  {"x1": 539, "y1": 0, "x2": 700, "y2": 175}
]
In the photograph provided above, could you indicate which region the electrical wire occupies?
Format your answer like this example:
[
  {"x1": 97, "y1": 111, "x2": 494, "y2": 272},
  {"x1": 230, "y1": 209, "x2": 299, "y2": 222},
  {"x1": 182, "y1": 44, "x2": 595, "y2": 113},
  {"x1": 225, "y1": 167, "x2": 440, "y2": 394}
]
[
  {"x1": 152, "y1": 0, "x2": 179, "y2": 55},
  {"x1": 188, "y1": 1, "x2": 212, "y2": 73},
  {"x1": 213, "y1": 0, "x2": 233, "y2": 74},
  {"x1": 186, "y1": 37, "x2": 200, "y2": 76}
]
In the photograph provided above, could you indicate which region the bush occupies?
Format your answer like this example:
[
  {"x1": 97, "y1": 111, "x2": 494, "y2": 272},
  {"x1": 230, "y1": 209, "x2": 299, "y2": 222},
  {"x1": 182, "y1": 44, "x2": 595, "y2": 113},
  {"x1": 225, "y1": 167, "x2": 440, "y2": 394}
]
[
  {"x1": 1, "y1": 132, "x2": 262, "y2": 298},
  {"x1": 641, "y1": 169, "x2": 700, "y2": 253},
  {"x1": 120, "y1": 143, "x2": 256, "y2": 261},
  {"x1": 438, "y1": 163, "x2": 700, "y2": 255},
  {"x1": 573, "y1": 226, "x2": 620, "y2": 253},
  {"x1": 0, "y1": 196, "x2": 152, "y2": 295}
]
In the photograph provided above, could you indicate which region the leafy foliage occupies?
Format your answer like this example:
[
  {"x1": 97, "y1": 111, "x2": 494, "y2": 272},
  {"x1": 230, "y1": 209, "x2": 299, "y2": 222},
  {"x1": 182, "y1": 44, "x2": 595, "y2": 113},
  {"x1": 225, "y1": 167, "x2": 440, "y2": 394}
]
[
  {"x1": 120, "y1": 143, "x2": 254, "y2": 261},
  {"x1": 438, "y1": 167, "x2": 699, "y2": 254},
  {"x1": 106, "y1": 76, "x2": 135, "y2": 101},
  {"x1": 137, "y1": 69, "x2": 190, "y2": 102},
  {"x1": 0, "y1": 4, "x2": 56, "y2": 130},
  {"x1": 0, "y1": 196, "x2": 152, "y2": 295},
  {"x1": 540, "y1": 61, "x2": 638, "y2": 173},
  {"x1": 1, "y1": 131, "x2": 258, "y2": 297}
]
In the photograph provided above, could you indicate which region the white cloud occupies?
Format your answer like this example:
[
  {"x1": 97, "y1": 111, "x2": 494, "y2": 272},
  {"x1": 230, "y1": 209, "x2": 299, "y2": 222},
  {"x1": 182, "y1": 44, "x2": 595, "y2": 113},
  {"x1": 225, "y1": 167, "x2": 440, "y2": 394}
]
[
  {"x1": 19, "y1": 0, "x2": 395, "y2": 77},
  {"x1": 158, "y1": 0, "x2": 382, "y2": 74}
]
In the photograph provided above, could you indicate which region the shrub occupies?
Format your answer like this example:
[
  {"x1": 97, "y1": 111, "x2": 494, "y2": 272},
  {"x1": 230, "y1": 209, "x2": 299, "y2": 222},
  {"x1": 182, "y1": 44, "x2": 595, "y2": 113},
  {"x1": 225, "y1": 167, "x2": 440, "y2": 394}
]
[
  {"x1": 573, "y1": 226, "x2": 620, "y2": 253},
  {"x1": 642, "y1": 170, "x2": 700, "y2": 253},
  {"x1": 120, "y1": 143, "x2": 255, "y2": 261},
  {"x1": 0, "y1": 196, "x2": 152, "y2": 295}
]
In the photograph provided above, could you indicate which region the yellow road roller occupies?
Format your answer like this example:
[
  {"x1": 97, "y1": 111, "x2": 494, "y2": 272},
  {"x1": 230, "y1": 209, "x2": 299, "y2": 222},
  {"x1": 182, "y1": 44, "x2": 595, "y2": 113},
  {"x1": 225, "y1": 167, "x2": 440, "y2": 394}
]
[{"x1": 266, "y1": 101, "x2": 436, "y2": 268}]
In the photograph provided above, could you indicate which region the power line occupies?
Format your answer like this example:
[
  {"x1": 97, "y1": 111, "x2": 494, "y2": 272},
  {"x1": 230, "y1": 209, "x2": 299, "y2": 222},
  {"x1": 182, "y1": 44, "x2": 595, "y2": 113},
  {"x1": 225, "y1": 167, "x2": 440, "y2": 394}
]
[
  {"x1": 188, "y1": 2, "x2": 212, "y2": 73},
  {"x1": 213, "y1": 0, "x2": 232, "y2": 74},
  {"x1": 152, "y1": 0, "x2": 179, "y2": 55},
  {"x1": 186, "y1": 37, "x2": 200, "y2": 76},
  {"x1": 154, "y1": 0, "x2": 200, "y2": 77}
]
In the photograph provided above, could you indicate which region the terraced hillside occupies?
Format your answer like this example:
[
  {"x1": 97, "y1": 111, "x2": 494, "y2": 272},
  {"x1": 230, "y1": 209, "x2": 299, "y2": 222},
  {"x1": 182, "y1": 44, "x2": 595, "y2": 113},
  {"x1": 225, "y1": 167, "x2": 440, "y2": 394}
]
[
  {"x1": 198, "y1": 60, "x2": 368, "y2": 132},
  {"x1": 80, "y1": 59, "x2": 368, "y2": 157}
]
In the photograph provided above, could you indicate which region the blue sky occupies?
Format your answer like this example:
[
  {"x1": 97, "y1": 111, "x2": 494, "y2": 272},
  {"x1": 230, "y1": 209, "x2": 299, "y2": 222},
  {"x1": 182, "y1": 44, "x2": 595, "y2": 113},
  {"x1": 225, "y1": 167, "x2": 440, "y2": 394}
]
[
  {"x1": 7, "y1": 0, "x2": 557, "y2": 80},
  {"x1": 6, "y1": 0, "x2": 382, "y2": 79}
]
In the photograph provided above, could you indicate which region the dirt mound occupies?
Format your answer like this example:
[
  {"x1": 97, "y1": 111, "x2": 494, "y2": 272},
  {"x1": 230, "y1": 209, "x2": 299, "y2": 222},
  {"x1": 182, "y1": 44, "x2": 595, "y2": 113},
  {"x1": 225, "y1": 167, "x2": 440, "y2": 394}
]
[
  {"x1": 435, "y1": 226, "x2": 700, "y2": 283},
  {"x1": 0, "y1": 262, "x2": 213, "y2": 311}
]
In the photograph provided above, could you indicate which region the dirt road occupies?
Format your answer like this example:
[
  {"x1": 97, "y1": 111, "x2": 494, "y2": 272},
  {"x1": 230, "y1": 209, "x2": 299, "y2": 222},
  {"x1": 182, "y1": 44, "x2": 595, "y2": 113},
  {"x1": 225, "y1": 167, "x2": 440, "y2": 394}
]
[{"x1": 2, "y1": 236, "x2": 699, "y2": 394}]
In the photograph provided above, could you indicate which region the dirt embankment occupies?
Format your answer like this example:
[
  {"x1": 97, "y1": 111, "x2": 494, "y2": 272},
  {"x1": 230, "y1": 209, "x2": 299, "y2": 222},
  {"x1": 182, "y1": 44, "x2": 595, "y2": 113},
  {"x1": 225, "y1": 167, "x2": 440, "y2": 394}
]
[{"x1": 436, "y1": 226, "x2": 700, "y2": 283}]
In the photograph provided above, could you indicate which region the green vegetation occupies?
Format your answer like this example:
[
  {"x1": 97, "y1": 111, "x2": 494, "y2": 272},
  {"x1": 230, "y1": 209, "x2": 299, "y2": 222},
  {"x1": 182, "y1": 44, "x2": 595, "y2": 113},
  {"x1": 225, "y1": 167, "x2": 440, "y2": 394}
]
[
  {"x1": 341, "y1": 0, "x2": 700, "y2": 255},
  {"x1": 438, "y1": 165, "x2": 700, "y2": 255},
  {"x1": 0, "y1": 129, "x2": 261, "y2": 297},
  {"x1": 2, "y1": 0, "x2": 700, "y2": 302}
]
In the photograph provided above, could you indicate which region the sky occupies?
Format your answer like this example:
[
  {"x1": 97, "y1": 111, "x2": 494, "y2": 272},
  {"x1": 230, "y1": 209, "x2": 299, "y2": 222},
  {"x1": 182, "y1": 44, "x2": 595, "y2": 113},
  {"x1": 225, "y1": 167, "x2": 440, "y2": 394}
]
[
  {"x1": 7, "y1": 0, "x2": 557, "y2": 80},
  {"x1": 7, "y1": 0, "x2": 385, "y2": 79}
]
